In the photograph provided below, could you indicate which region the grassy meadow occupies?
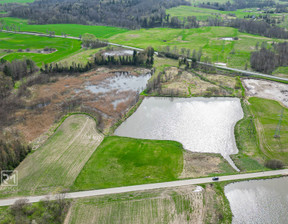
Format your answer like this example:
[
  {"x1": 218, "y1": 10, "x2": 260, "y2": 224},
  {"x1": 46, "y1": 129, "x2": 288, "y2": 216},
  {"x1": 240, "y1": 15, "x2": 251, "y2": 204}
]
[
  {"x1": 167, "y1": 6, "x2": 250, "y2": 21},
  {"x1": 0, "y1": 32, "x2": 81, "y2": 65},
  {"x1": 249, "y1": 97, "x2": 288, "y2": 163},
  {"x1": 233, "y1": 100, "x2": 265, "y2": 171},
  {"x1": 0, "y1": 17, "x2": 128, "y2": 39},
  {"x1": 72, "y1": 136, "x2": 184, "y2": 190},
  {"x1": 233, "y1": 97, "x2": 288, "y2": 170},
  {"x1": 108, "y1": 26, "x2": 279, "y2": 69},
  {"x1": 0, "y1": 115, "x2": 104, "y2": 197}
]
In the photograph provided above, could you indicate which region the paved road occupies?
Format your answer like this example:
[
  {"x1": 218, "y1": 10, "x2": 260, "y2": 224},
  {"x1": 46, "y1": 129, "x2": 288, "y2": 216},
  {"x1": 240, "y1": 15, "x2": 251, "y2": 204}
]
[
  {"x1": 0, "y1": 169, "x2": 287, "y2": 207},
  {"x1": 197, "y1": 62, "x2": 288, "y2": 82},
  {"x1": 2, "y1": 30, "x2": 288, "y2": 82}
]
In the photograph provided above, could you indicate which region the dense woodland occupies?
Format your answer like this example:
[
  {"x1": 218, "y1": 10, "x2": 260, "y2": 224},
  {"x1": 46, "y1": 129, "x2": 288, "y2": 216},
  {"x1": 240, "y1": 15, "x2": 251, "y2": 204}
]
[
  {"x1": 9, "y1": 0, "x2": 189, "y2": 29},
  {"x1": 0, "y1": 140, "x2": 31, "y2": 175},
  {"x1": 199, "y1": 0, "x2": 277, "y2": 11},
  {"x1": 251, "y1": 42, "x2": 288, "y2": 73},
  {"x1": 228, "y1": 18, "x2": 288, "y2": 39},
  {"x1": 0, "y1": 59, "x2": 38, "y2": 83}
]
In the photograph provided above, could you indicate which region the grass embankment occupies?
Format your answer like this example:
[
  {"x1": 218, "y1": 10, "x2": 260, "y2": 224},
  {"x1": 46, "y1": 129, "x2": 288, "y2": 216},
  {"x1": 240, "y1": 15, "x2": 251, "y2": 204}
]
[
  {"x1": 0, "y1": 32, "x2": 81, "y2": 66},
  {"x1": 249, "y1": 97, "x2": 288, "y2": 163},
  {"x1": 0, "y1": 115, "x2": 103, "y2": 197},
  {"x1": 109, "y1": 26, "x2": 281, "y2": 69},
  {"x1": 72, "y1": 136, "x2": 183, "y2": 190},
  {"x1": 233, "y1": 97, "x2": 288, "y2": 170},
  {"x1": 68, "y1": 184, "x2": 231, "y2": 224},
  {"x1": 1, "y1": 17, "x2": 128, "y2": 39},
  {"x1": 233, "y1": 99, "x2": 265, "y2": 171}
]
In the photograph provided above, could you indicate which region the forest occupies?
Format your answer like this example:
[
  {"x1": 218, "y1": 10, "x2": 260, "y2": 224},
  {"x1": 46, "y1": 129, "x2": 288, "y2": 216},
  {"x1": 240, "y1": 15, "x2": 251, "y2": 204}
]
[
  {"x1": 251, "y1": 42, "x2": 288, "y2": 73},
  {"x1": 8, "y1": 0, "x2": 189, "y2": 29},
  {"x1": 199, "y1": 0, "x2": 277, "y2": 11}
]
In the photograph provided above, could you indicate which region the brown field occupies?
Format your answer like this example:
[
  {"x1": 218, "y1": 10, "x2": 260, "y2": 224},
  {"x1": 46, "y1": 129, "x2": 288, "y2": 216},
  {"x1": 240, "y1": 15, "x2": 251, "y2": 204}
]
[
  {"x1": 180, "y1": 151, "x2": 235, "y2": 179},
  {"x1": 67, "y1": 184, "x2": 230, "y2": 224},
  {"x1": 152, "y1": 67, "x2": 240, "y2": 97},
  {"x1": 2, "y1": 67, "x2": 150, "y2": 145}
]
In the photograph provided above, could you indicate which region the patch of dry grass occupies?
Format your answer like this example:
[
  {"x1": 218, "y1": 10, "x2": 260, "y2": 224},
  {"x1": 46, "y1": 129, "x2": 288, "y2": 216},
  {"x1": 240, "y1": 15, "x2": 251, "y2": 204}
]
[{"x1": 180, "y1": 151, "x2": 236, "y2": 179}]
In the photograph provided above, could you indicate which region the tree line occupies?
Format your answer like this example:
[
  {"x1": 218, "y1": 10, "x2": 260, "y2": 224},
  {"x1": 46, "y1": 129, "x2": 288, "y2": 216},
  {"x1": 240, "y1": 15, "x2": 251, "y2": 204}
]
[
  {"x1": 42, "y1": 47, "x2": 155, "y2": 74},
  {"x1": 199, "y1": 0, "x2": 276, "y2": 11},
  {"x1": 0, "y1": 140, "x2": 31, "y2": 175},
  {"x1": 228, "y1": 18, "x2": 288, "y2": 39},
  {"x1": 82, "y1": 33, "x2": 108, "y2": 49},
  {"x1": 251, "y1": 41, "x2": 288, "y2": 74},
  {"x1": 2, "y1": 195, "x2": 70, "y2": 224},
  {"x1": 0, "y1": 58, "x2": 38, "y2": 83}
]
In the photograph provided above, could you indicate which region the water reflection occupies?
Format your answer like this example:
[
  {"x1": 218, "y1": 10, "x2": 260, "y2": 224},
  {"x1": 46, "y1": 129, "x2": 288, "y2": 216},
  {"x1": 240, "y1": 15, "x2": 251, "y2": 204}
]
[
  {"x1": 85, "y1": 72, "x2": 151, "y2": 94},
  {"x1": 225, "y1": 177, "x2": 288, "y2": 224},
  {"x1": 115, "y1": 97, "x2": 243, "y2": 159}
]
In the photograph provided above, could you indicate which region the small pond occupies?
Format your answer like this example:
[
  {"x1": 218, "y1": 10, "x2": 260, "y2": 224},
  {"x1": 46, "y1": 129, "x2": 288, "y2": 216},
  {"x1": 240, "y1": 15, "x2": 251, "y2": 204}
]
[
  {"x1": 85, "y1": 72, "x2": 151, "y2": 94},
  {"x1": 103, "y1": 50, "x2": 134, "y2": 56},
  {"x1": 225, "y1": 177, "x2": 288, "y2": 224}
]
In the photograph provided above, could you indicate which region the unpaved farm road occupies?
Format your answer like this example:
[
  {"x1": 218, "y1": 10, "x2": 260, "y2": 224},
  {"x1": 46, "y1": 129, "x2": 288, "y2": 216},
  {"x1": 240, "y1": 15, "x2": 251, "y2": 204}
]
[
  {"x1": 0, "y1": 169, "x2": 287, "y2": 206},
  {"x1": 2, "y1": 30, "x2": 288, "y2": 82}
]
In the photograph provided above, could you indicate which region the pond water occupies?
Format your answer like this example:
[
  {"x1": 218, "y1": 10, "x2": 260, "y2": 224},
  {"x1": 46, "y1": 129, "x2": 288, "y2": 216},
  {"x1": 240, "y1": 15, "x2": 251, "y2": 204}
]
[
  {"x1": 85, "y1": 72, "x2": 151, "y2": 94},
  {"x1": 225, "y1": 177, "x2": 288, "y2": 224},
  {"x1": 221, "y1": 37, "x2": 235, "y2": 41},
  {"x1": 115, "y1": 97, "x2": 243, "y2": 166},
  {"x1": 103, "y1": 50, "x2": 134, "y2": 56}
]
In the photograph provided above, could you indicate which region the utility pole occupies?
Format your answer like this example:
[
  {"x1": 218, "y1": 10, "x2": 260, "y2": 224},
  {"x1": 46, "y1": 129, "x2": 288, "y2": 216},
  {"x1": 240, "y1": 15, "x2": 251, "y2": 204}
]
[{"x1": 274, "y1": 109, "x2": 284, "y2": 138}]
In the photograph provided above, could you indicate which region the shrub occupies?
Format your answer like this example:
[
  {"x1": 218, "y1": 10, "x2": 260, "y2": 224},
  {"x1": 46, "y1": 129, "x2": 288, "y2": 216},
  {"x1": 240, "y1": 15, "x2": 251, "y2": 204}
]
[{"x1": 265, "y1": 159, "x2": 284, "y2": 169}]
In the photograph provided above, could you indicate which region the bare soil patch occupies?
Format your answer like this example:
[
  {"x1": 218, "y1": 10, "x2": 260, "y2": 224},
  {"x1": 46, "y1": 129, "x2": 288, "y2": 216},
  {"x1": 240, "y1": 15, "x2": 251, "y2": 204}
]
[{"x1": 242, "y1": 78, "x2": 288, "y2": 107}]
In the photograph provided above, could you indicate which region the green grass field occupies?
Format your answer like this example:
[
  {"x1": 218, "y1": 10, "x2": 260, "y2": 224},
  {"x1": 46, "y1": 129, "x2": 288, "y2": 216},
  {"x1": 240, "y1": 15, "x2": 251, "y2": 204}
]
[
  {"x1": 58, "y1": 47, "x2": 104, "y2": 66},
  {"x1": 233, "y1": 100, "x2": 265, "y2": 171},
  {"x1": 0, "y1": 32, "x2": 81, "y2": 66},
  {"x1": 167, "y1": 6, "x2": 250, "y2": 21},
  {"x1": 233, "y1": 97, "x2": 288, "y2": 170},
  {"x1": 0, "y1": 115, "x2": 104, "y2": 197},
  {"x1": 72, "y1": 136, "x2": 184, "y2": 191},
  {"x1": 1, "y1": 17, "x2": 128, "y2": 39},
  {"x1": 249, "y1": 97, "x2": 288, "y2": 163},
  {"x1": 108, "y1": 26, "x2": 279, "y2": 69}
]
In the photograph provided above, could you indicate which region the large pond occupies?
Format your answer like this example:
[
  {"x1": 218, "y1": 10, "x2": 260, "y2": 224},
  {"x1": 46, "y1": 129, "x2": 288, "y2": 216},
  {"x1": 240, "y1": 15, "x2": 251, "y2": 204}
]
[
  {"x1": 85, "y1": 72, "x2": 151, "y2": 94},
  {"x1": 225, "y1": 177, "x2": 288, "y2": 224},
  {"x1": 115, "y1": 97, "x2": 243, "y2": 167}
]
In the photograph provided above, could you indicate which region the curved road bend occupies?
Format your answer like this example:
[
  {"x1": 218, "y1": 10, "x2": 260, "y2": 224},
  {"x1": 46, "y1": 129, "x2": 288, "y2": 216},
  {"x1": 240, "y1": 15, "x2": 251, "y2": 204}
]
[
  {"x1": 3, "y1": 30, "x2": 288, "y2": 82},
  {"x1": 0, "y1": 169, "x2": 287, "y2": 207}
]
